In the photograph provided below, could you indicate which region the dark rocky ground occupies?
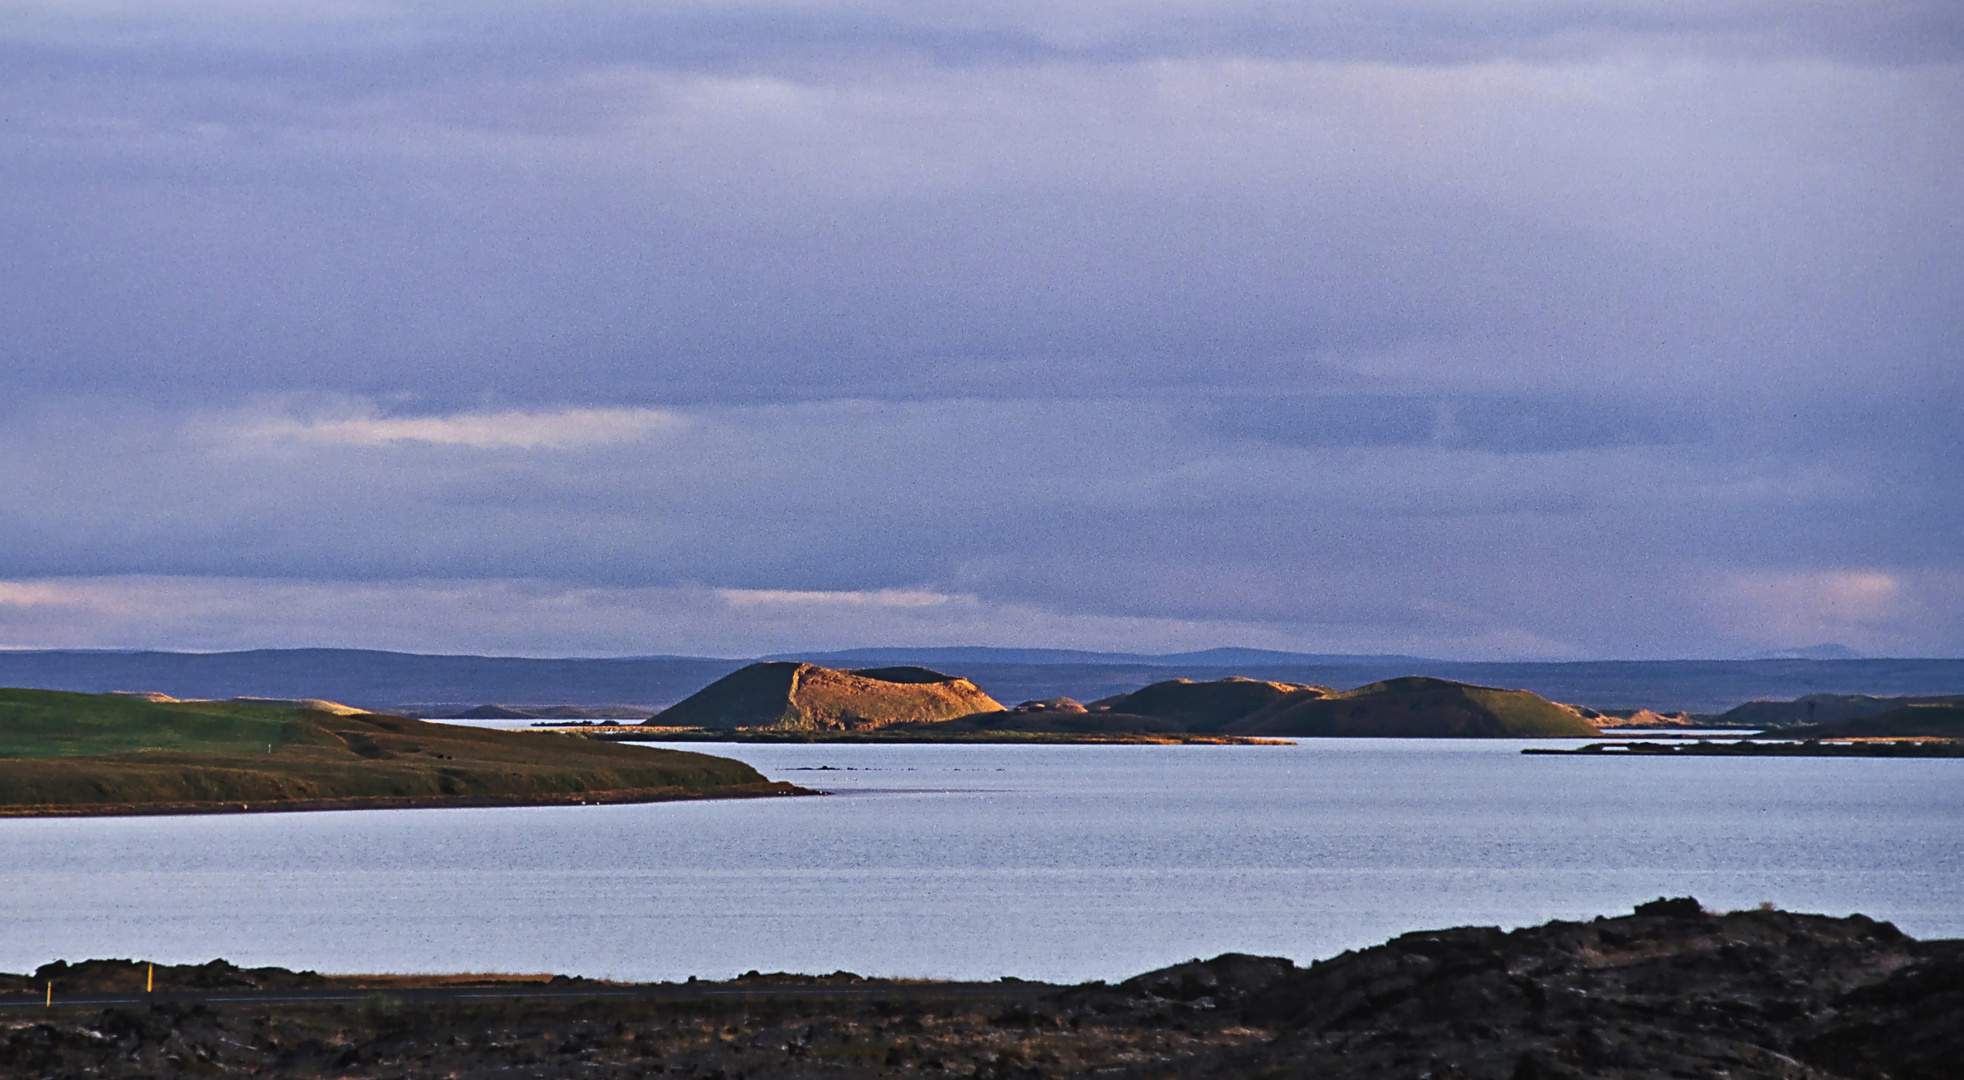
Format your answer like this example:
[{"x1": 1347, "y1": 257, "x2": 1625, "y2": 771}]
[{"x1": 4, "y1": 899, "x2": 1959, "y2": 1079}]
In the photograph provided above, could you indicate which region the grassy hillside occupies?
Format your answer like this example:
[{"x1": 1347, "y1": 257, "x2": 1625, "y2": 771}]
[
  {"x1": 0, "y1": 689, "x2": 799, "y2": 815},
  {"x1": 0, "y1": 690, "x2": 318, "y2": 758},
  {"x1": 1715, "y1": 693, "x2": 1964, "y2": 729},
  {"x1": 653, "y1": 663, "x2": 1003, "y2": 731},
  {"x1": 1087, "y1": 677, "x2": 1328, "y2": 732},
  {"x1": 1226, "y1": 676, "x2": 1599, "y2": 737},
  {"x1": 1781, "y1": 703, "x2": 1964, "y2": 739}
]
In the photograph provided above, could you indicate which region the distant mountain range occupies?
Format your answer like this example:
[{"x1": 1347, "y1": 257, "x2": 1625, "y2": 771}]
[{"x1": 2, "y1": 647, "x2": 1962, "y2": 714}]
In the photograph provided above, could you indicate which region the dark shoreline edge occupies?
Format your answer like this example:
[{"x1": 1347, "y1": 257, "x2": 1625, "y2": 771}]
[
  {"x1": 3, "y1": 900, "x2": 1959, "y2": 1079},
  {"x1": 0, "y1": 780, "x2": 818, "y2": 819},
  {"x1": 1525, "y1": 740, "x2": 1964, "y2": 757},
  {"x1": 580, "y1": 730, "x2": 1294, "y2": 745}
]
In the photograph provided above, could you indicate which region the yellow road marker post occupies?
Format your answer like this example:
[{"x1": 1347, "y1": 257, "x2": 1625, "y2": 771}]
[
  {"x1": 147, "y1": 964, "x2": 154, "y2": 993},
  {"x1": 45, "y1": 981, "x2": 51, "y2": 1008}
]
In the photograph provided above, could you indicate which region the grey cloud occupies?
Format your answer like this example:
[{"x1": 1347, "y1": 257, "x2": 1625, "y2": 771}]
[
  {"x1": 1206, "y1": 396, "x2": 1441, "y2": 449},
  {"x1": 1443, "y1": 396, "x2": 1705, "y2": 453},
  {"x1": 7, "y1": 2, "x2": 1960, "y2": 84},
  {"x1": 0, "y1": 156, "x2": 1815, "y2": 408},
  {"x1": 2, "y1": 1, "x2": 1956, "y2": 414},
  {"x1": 1202, "y1": 394, "x2": 1704, "y2": 452},
  {"x1": 0, "y1": 395, "x2": 1956, "y2": 660}
]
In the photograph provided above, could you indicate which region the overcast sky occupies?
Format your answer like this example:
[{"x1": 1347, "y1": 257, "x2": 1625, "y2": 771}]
[{"x1": 1, "y1": 0, "x2": 1958, "y2": 659}]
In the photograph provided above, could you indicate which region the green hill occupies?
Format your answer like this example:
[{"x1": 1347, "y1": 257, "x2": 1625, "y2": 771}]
[
  {"x1": 1781, "y1": 703, "x2": 1964, "y2": 739},
  {"x1": 651, "y1": 662, "x2": 1003, "y2": 731},
  {"x1": 892, "y1": 674, "x2": 1588, "y2": 740},
  {"x1": 1225, "y1": 676, "x2": 1599, "y2": 737},
  {"x1": 0, "y1": 688, "x2": 800, "y2": 815},
  {"x1": 1714, "y1": 693, "x2": 1964, "y2": 729},
  {"x1": 0, "y1": 691, "x2": 313, "y2": 759},
  {"x1": 1087, "y1": 677, "x2": 1329, "y2": 732}
]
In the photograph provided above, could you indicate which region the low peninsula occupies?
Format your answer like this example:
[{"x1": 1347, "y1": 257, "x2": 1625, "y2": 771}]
[
  {"x1": 4, "y1": 899, "x2": 1957, "y2": 1078},
  {"x1": 1526, "y1": 739, "x2": 1964, "y2": 758},
  {"x1": 0, "y1": 688, "x2": 809, "y2": 817},
  {"x1": 1526, "y1": 703, "x2": 1964, "y2": 757}
]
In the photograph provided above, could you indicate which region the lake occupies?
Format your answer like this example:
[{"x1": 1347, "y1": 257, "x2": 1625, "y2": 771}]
[{"x1": 1, "y1": 740, "x2": 1958, "y2": 983}]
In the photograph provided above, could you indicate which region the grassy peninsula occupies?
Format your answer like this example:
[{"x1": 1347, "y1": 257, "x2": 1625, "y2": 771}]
[{"x1": 0, "y1": 689, "x2": 807, "y2": 816}]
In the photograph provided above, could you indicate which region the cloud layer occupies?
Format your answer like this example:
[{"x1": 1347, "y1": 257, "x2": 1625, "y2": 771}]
[{"x1": 1, "y1": 1, "x2": 1958, "y2": 657}]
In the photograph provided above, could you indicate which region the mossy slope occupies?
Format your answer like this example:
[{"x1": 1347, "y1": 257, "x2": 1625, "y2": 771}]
[
  {"x1": 1225, "y1": 676, "x2": 1599, "y2": 737},
  {"x1": 1781, "y1": 703, "x2": 1964, "y2": 739},
  {"x1": 0, "y1": 690, "x2": 312, "y2": 759},
  {"x1": 652, "y1": 662, "x2": 1002, "y2": 731},
  {"x1": 1716, "y1": 693, "x2": 1964, "y2": 729},
  {"x1": 1087, "y1": 677, "x2": 1329, "y2": 732}
]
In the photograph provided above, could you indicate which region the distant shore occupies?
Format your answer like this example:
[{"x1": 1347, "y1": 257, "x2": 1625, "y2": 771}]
[
  {"x1": 1525, "y1": 738, "x2": 1964, "y2": 757},
  {"x1": 0, "y1": 781, "x2": 814, "y2": 819},
  {"x1": 570, "y1": 727, "x2": 1294, "y2": 746}
]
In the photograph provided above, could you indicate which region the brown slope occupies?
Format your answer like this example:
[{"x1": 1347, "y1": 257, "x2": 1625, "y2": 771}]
[
  {"x1": 1226, "y1": 675, "x2": 1599, "y2": 737},
  {"x1": 651, "y1": 661, "x2": 1003, "y2": 731}
]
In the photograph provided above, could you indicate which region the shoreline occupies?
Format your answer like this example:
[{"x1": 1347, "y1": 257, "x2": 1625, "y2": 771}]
[
  {"x1": 0, "y1": 780, "x2": 817, "y2": 819},
  {"x1": 1525, "y1": 739, "x2": 1964, "y2": 757},
  {"x1": 574, "y1": 729, "x2": 1294, "y2": 745}
]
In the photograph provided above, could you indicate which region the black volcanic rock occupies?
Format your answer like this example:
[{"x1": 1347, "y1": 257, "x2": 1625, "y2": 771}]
[
  {"x1": 4, "y1": 903, "x2": 1960, "y2": 1079},
  {"x1": 1138, "y1": 900, "x2": 1964, "y2": 1080}
]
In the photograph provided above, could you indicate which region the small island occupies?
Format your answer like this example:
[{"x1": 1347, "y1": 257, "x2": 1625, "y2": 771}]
[
  {"x1": 1525, "y1": 739, "x2": 1964, "y2": 758},
  {"x1": 1526, "y1": 702, "x2": 1964, "y2": 757},
  {"x1": 0, "y1": 688, "x2": 810, "y2": 817},
  {"x1": 571, "y1": 664, "x2": 1601, "y2": 743}
]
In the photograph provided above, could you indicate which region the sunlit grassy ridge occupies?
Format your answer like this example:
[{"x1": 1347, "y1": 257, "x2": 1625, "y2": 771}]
[
  {"x1": 0, "y1": 688, "x2": 796, "y2": 814},
  {"x1": 0, "y1": 690, "x2": 311, "y2": 758},
  {"x1": 1225, "y1": 676, "x2": 1600, "y2": 737},
  {"x1": 1783, "y1": 702, "x2": 1964, "y2": 739},
  {"x1": 1087, "y1": 676, "x2": 1326, "y2": 732}
]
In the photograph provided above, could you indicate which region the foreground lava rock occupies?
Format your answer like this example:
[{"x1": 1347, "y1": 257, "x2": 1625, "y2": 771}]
[
  {"x1": 3, "y1": 900, "x2": 1958, "y2": 1079},
  {"x1": 1105, "y1": 897, "x2": 1964, "y2": 1079}
]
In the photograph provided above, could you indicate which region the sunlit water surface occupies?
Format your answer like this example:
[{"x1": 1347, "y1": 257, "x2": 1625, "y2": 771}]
[{"x1": 2, "y1": 741, "x2": 1958, "y2": 982}]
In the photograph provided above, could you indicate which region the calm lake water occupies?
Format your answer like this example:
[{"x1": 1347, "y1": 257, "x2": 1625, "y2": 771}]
[{"x1": 2, "y1": 741, "x2": 1959, "y2": 983}]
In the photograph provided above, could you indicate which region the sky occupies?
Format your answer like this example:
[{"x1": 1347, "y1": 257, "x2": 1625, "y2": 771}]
[{"x1": 0, "y1": 0, "x2": 1959, "y2": 659}]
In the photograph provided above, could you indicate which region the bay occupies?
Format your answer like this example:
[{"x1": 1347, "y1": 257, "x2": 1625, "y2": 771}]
[{"x1": 1, "y1": 740, "x2": 1958, "y2": 983}]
